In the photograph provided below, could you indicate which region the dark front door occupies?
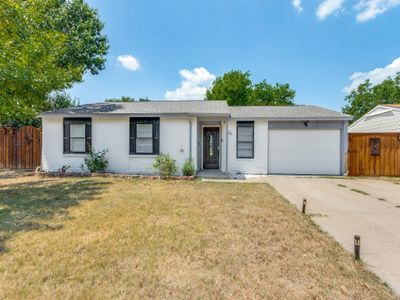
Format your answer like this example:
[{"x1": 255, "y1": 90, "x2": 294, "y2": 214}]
[{"x1": 203, "y1": 127, "x2": 219, "y2": 169}]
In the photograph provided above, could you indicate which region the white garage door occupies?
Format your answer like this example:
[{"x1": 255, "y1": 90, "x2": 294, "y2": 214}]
[{"x1": 268, "y1": 129, "x2": 341, "y2": 175}]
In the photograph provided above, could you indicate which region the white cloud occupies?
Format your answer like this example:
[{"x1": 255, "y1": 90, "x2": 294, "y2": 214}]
[
  {"x1": 343, "y1": 57, "x2": 400, "y2": 93},
  {"x1": 317, "y1": 0, "x2": 346, "y2": 19},
  {"x1": 355, "y1": 0, "x2": 400, "y2": 22},
  {"x1": 117, "y1": 54, "x2": 141, "y2": 71},
  {"x1": 165, "y1": 67, "x2": 216, "y2": 100},
  {"x1": 292, "y1": 0, "x2": 303, "y2": 12}
]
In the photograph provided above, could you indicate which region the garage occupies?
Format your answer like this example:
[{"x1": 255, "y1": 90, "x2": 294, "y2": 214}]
[{"x1": 268, "y1": 129, "x2": 341, "y2": 175}]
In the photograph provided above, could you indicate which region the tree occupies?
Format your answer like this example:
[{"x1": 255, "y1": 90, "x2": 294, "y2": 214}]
[
  {"x1": 342, "y1": 73, "x2": 400, "y2": 122},
  {"x1": 105, "y1": 96, "x2": 135, "y2": 102},
  {"x1": 206, "y1": 71, "x2": 252, "y2": 106},
  {"x1": 251, "y1": 80, "x2": 295, "y2": 106},
  {"x1": 0, "y1": 0, "x2": 108, "y2": 126},
  {"x1": 46, "y1": 91, "x2": 80, "y2": 111},
  {"x1": 206, "y1": 70, "x2": 295, "y2": 106}
]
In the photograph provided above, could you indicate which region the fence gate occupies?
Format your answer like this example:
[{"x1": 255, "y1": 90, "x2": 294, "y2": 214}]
[
  {"x1": 0, "y1": 126, "x2": 42, "y2": 169},
  {"x1": 348, "y1": 133, "x2": 400, "y2": 176}
]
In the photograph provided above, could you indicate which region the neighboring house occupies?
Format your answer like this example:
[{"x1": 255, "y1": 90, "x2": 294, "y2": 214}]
[
  {"x1": 348, "y1": 104, "x2": 400, "y2": 176},
  {"x1": 349, "y1": 104, "x2": 400, "y2": 133},
  {"x1": 39, "y1": 100, "x2": 351, "y2": 175}
]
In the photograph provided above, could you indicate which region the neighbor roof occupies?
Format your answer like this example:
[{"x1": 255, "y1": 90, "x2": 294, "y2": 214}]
[
  {"x1": 383, "y1": 104, "x2": 400, "y2": 108},
  {"x1": 39, "y1": 100, "x2": 352, "y2": 120},
  {"x1": 230, "y1": 105, "x2": 352, "y2": 120},
  {"x1": 39, "y1": 100, "x2": 230, "y2": 116}
]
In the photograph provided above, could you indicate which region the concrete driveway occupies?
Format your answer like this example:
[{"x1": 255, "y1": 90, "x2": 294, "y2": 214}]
[{"x1": 261, "y1": 176, "x2": 400, "y2": 295}]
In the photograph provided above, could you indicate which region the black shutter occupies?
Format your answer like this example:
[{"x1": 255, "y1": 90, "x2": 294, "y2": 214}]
[
  {"x1": 63, "y1": 123, "x2": 70, "y2": 153},
  {"x1": 129, "y1": 119, "x2": 136, "y2": 154},
  {"x1": 85, "y1": 121, "x2": 92, "y2": 153},
  {"x1": 153, "y1": 119, "x2": 160, "y2": 154}
]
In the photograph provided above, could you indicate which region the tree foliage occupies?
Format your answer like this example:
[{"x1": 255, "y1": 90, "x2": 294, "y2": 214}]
[
  {"x1": 45, "y1": 91, "x2": 80, "y2": 111},
  {"x1": 104, "y1": 96, "x2": 150, "y2": 102},
  {"x1": 0, "y1": 0, "x2": 108, "y2": 126},
  {"x1": 342, "y1": 73, "x2": 400, "y2": 122},
  {"x1": 206, "y1": 70, "x2": 295, "y2": 106},
  {"x1": 105, "y1": 96, "x2": 135, "y2": 103}
]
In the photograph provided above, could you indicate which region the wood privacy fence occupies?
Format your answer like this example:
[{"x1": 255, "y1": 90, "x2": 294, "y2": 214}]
[
  {"x1": 0, "y1": 126, "x2": 42, "y2": 169},
  {"x1": 348, "y1": 133, "x2": 400, "y2": 176}
]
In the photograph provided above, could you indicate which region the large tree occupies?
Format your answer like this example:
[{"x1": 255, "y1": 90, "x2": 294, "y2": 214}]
[
  {"x1": 205, "y1": 70, "x2": 295, "y2": 106},
  {"x1": 0, "y1": 0, "x2": 108, "y2": 126},
  {"x1": 342, "y1": 73, "x2": 400, "y2": 122}
]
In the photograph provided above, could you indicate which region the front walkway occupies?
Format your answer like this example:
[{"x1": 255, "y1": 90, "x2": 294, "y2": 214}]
[{"x1": 262, "y1": 175, "x2": 400, "y2": 295}]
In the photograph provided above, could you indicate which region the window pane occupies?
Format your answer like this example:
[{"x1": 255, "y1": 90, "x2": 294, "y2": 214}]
[
  {"x1": 70, "y1": 124, "x2": 85, "y2": 138},
  {"x1": 137, "y1": 124, "x2": 153, "y2": 138},
  {"x1": 238, "y1": 149, "x2": 253, "y2": 158},
  {"x1": 238, "y1": 126, "x2": 253, "y2": 142},
  {"x1": 136, "y1": 138, "x2": 153, "y2": 153},
  {"x1": 237, "y1": 122, "x2": 254, "y2": 158},
  {"x1": 70, "y1": 138, "x2": 85, "y2": 152}
]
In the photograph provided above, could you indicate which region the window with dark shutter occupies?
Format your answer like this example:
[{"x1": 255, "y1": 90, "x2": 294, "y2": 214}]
[
  {"x1": 237, "y1": 121, "x2": 254, "y2": 158},
  {"x1": 63, "y1": 118, "x2": 91, "y2": 154},
  {"x1": 130, "y1": 118, "x2": 160, "y2": 154}
]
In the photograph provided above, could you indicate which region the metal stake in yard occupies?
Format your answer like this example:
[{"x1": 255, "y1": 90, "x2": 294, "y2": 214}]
[
  {"x1": 302, "y1": 199, "x2": 307, "y2": 214},
  {"x1": 354, "y1": 235, "x2": 361, "y2": 260}
]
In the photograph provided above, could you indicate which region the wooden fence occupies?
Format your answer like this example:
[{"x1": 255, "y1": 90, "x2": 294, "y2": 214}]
[
  {"x1": 348, "y1": 133, "x2": 400, "y2": 176},
  {"x1": 0, "y1": 126, "x2": 42, "y2": 170}
]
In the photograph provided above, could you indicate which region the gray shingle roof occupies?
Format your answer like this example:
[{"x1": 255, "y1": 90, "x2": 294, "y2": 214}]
[
  {"x1": 40, "y1": 100, "x2": 352, "y2": 120},
  {"x1": 40, "y1": 100, "x2": 230, "y2": 116},
  {"x1": 230, "y1": 105, "x2": 352, "y2": 120}
]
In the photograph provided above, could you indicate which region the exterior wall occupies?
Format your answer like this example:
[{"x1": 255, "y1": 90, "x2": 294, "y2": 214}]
[
  {"x1": 42, "y1": 115, "x2": 348, "y2": 176},
  {"x1": 41, "y1": 115, "x2": 196, "y2": 174},
  {"x1": 227, "y1": 119, "x2": 269, "y2": 174},
  {"x1": 349, "y1": 109, "x2": 400, "y2": 133}
]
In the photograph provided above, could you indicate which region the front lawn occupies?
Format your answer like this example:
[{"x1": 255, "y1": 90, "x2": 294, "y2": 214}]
[{"x1": 0, "y1": 176, "x2": 393, "y2": 299}]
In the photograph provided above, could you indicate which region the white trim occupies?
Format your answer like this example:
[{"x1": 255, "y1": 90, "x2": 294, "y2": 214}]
[{"x1": 201, "y1": 125, "x2": 221, "y2": 170}]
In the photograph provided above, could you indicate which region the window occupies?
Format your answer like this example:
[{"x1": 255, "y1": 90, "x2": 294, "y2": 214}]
[
  {"x1": 370, "y1": 138, "x2": 380, "y2": 156},
  {"x1": 237, "y1": 121, "x2": 254, "y2": 158},
  {"x1": 63, "y1": 118, "x2": 91, "y2": 154},
  {"x1": 130, "y1": 118, "x2": 159, "y2": 154}
]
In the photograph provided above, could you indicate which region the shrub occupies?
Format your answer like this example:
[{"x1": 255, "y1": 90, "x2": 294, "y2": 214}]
[
  {"x1": 84, "y1": 149, "x2": 109, "y2": 173},
  {"x1": 182, "y1": 158, "x2": 196, "y2": 176},
  {"x1": 153, "y1": 153, "x2": 177, "y2": 177}
]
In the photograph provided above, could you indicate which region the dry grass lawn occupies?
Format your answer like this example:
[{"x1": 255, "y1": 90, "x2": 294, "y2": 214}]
[{"x1": 0, "y1": 175, "x2": 394, "y2": 299}]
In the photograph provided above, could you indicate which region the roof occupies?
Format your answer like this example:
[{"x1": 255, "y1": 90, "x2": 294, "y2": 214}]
[
  {"x1": 230, "y1": 105, "x2": 352, "y2": 120},
  {"x1": 39, "y1": 100, "x2": 352, "y2": 120},
  {"x1": 40, "y1": 100, "x2": 230, "y2": 116}
]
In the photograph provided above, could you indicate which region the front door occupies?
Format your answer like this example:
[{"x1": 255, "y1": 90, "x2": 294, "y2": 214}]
[{"x1": 203, "y1": 127, "x2": 219, "y2": 169}]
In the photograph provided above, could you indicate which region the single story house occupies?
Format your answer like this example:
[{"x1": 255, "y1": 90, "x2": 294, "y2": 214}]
[
  {"x1": 348, "y1": 104, "x2": 400, "y2": 176},
  {"x1": 39, "y1": 100, "x2": 352, "y2": 175}
]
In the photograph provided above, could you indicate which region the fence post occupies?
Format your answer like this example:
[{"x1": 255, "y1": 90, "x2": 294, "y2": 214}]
[
  {"x1": 302, "y1": 199, "x2": 307, "y2": 214},
  {"x1": 354, "y1": 235, "x2": 361, "y2": 260}
]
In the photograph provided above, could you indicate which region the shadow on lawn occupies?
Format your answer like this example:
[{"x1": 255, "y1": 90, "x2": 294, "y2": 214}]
[{"x1": 0, "y1": 179, "x2": 110, "y2": 253}]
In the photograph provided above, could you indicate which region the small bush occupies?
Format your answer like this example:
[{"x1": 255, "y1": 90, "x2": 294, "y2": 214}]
[
  {"x1": 153, "y1": 153, "x2": 177, "y2": 177},
  {"x1": 84, "y1": 149, "x2": 109, "y2": 173},
  {"x1": 182, "y1": 159, "x2": 196, "y2": 176}
]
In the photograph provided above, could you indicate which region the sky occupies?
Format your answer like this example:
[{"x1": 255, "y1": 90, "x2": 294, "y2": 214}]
[{"x1": 69, "y1": 0, "x2": 400, "y2": 111}]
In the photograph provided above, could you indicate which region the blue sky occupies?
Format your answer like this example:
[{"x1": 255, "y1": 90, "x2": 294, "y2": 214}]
[{"x1": 69, "y1": 0, "x2": 400, "y2": 111}]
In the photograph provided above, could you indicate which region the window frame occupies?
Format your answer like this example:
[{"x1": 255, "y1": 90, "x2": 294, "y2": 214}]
[
  {"x1": 129, "y1": 117, "x2": 160, "y2": 155},
  {"x1": 236, "y1": 121, "x2": 254, "y2": 159},
  {"x1": 63, "y1": 118, "x2": 92, "y2": 154}
]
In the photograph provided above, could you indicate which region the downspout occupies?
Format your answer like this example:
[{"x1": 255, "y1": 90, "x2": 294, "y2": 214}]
[
  {"x1": 189, "y1": 118, "x2": 192, "y2": 160},
  {"x1": 225, "y1": 117, "x2": 229, "y2": 174}
]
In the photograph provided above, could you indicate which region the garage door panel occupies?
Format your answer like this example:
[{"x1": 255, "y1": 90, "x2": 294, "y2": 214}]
[{"x1": 268, "y1": 130, "x2": 341, "y2": 175}]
